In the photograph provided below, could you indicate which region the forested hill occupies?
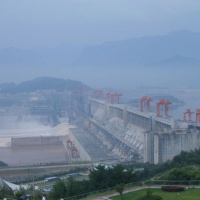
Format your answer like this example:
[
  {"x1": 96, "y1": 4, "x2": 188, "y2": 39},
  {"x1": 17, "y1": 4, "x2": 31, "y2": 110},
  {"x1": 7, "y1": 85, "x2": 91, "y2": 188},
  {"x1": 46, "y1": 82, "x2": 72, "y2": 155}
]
[
  {"x1": 140, "y1": 149, "x2": 200, "y2": 181},
  {"x1": 0, "y1": 77, "x2": 90, "y2": 93}
]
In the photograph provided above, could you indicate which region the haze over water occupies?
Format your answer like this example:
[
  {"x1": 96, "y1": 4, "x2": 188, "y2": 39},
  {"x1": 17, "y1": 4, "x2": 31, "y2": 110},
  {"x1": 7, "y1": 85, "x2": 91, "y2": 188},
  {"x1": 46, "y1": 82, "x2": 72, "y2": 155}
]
[{"x1": 170, "y1": 92, "x2": 200, "y2": 121}]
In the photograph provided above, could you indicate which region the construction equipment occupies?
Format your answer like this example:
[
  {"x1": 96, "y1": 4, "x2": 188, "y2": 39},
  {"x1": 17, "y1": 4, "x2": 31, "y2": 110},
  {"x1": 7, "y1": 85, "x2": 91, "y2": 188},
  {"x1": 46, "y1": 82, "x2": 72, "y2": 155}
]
[
  {"x1": 183, "y1": 109, "x2": 194, "y2": 122},
  {"x1": 140, "y1": 96, "x2": 147, "y2": 112},
  {"x1": 157, "y1": 99, "x2": 165, "y2": 117},
  {"x1": 196, "y1": 109, "x2": 200, "y2": 123},
  {"x1": 146, "y1": 97, "x2": 153, "y2": 112},
  {"x1": 164, "y1": 100, "x2": 172, "y2": 117}
]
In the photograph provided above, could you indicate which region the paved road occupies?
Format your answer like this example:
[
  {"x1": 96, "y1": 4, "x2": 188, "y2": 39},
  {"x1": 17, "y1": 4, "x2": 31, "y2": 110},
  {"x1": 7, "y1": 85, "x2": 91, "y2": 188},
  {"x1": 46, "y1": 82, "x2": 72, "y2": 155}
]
[
  {"x1": 0, "y1": 163, "x2": 94, "y2": 171},
  {"x1": 89, "y1": 185, "x2": 200, "y2": 200},
  {"x1": 88, "y1": 186, "x2": 161, "y2": 200}
]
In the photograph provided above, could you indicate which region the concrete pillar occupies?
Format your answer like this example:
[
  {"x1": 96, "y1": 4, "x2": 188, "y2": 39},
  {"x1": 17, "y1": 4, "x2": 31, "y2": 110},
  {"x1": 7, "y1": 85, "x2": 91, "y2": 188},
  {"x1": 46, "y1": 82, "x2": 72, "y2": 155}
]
[
  {"x1": 154, "y1": 134, "x2": 160, "y2": 164},
  {"x1": 143, "y1": 132, "x2": 154, "y2": 163},
  {"x1": 151, "y1": 117, "x2": 156, "y2": 131},
  {"x1": 123, "y1": 105, "x2": 127, "y2": 128},
  {"x1": 170, "y1": 118, "x2": 177, "y2": 129},
  {"x1": 105, "y1": 101, "x2": 108, "y2": 118},
  {"x1": 149, "y1": 116, "x2": 153, "y2": 131},
  {"x1": 99, "y1": 102, "x2": 107, "y2": 125},
  {"x1": 88, "y1": 101, "x2": 92, "y2": 116}
]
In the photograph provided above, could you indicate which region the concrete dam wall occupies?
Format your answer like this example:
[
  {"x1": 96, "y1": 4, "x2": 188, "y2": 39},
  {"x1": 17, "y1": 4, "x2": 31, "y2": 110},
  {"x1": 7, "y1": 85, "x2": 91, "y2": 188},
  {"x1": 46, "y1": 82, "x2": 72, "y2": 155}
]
[
  {"x1": 78, "y1": 97, "x2": 200, "y2": 163},
  {"x1": 144, "y1": 130, "x2": 200, "y2": 164},
  {"x1": 11, "y1": 136, "x2": 62, "y2": 146}
]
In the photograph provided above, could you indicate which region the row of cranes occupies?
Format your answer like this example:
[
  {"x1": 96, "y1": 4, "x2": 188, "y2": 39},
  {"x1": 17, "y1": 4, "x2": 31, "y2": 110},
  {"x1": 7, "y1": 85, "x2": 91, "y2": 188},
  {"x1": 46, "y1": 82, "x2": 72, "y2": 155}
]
[
  {"x1": 93, "y1": 90, "x2": 200, "y2": 123},
  {"x1": 140, "y1": 96, "x2": 172, "y2": 117},
  {"x1": 140, "y1": 96, "x2": 200, "y2": 122},
  {"x1": 93, "y1": 89, "x2": 122, "y2": 104},
  {"x1": 140, "y1": 96, "x2": 200, "y2": 123},
  {"x1": 183, "y1": 108, "x2": 200, "y2": 123},
  {"x1": 93, "y1": 90, "x2": 172, "y2": 117}
]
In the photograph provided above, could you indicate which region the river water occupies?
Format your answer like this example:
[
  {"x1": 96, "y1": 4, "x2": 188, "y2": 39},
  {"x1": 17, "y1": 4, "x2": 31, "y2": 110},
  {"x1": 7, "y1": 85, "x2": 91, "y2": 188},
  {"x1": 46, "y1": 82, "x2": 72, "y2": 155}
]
[{"x1": 168, "y1": 90, "x2": 200, "y2": 121}]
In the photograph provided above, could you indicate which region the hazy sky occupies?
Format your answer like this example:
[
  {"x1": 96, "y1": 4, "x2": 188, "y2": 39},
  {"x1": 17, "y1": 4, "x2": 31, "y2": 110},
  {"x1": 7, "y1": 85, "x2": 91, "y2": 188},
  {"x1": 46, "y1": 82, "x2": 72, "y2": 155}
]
[
  {"x1": 0, "y1": 0, "x2": 200, "y2": 90},
  {"x1": 1, "y1": 0, "x2": 200, "y2": 48}
]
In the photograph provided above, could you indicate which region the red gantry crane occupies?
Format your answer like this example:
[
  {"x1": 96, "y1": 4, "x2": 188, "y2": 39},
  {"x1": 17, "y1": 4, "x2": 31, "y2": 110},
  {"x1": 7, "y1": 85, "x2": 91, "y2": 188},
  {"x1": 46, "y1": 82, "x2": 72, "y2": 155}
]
[
  {"x1": 164, "y1": 100, "x2": 172, "y2": 117},
  {"x1": 183, "y1": 109, "x2": 194, "y2": 122},
  {"x1": 111, "y1": 93, "x2": 117, "y2": 104},
  {"x1": 196, "y1": 109, "x2": 200, "y2": 123},
  {"x1": 93, "y1": 89, "x2": 103, "y2": 99},
  {"x1": 140, "y1": 96, "x2": 147, "y2": 112},
  {"x1": 140, "y1": 96, "x2": 153, "y2": 112},
  {"x1": 71, "y1": 146, "x2": 78, "y2": 158},
  {"x1": 116, "y1": 93, "x2": 122, "y2": 104},
  {"x1": 146, "y1": 97, "x2": 153, "y2": 112},
  {"x1": 157, "y1": 99, "x2": 172, "y2": 117},
  {"x1": 106, "y1": 92, "x2": 111, "y2": 102},
  {"x1": 156, "y1": 99, "x2": 165, "y2": 117},
  {"x1": 107, "y1": 92, "x2": 122, "y2": 104},
  {"x1": 67, "y1": 139, "x2": 73, "y2": 149}
]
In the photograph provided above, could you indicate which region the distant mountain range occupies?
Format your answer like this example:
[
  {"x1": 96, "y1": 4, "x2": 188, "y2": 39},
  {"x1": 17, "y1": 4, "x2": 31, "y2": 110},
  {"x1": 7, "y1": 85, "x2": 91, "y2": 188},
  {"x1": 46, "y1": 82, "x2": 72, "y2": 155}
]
[
  {"x1": 0, "y1": 77, "x2": 89, "y2": 93},
  {"x1": 76, "y1": 30, "x2": 200, "y2": 68},
  {"x1": 0, "y1": 30, "x2": 200, "y2": 89},
  {"x1": 0, "y1": 30, "x2": 200, "y2": 69}
]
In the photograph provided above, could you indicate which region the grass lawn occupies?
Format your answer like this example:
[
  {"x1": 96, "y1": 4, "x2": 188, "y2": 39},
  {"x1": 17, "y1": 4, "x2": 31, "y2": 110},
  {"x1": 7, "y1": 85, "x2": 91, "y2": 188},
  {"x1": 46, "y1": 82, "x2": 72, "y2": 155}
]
[{"x1": 111, "y1": 188, "x2": 200, "y2": 200}]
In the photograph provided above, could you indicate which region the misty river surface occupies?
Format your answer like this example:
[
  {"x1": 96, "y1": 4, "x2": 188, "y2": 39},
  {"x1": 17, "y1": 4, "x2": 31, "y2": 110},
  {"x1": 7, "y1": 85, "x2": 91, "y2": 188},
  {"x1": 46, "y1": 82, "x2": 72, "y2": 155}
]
[
  {"x1": 169, "y1": 92, "x2": 200, "y2": 121},
  {"x1": 0, "y1": 118, "x2": 68, "y2": 166}
]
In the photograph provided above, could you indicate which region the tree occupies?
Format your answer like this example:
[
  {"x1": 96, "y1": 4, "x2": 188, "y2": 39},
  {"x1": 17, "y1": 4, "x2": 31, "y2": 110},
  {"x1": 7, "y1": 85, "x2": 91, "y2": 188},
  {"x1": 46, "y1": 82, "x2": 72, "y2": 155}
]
[
  {"x1": 89, "y1": 165, "x2": 111, "y2": 190},
  {"x1": 0, "y1": 188, "x2": 14, "y2": 199},
  {"x1": 167, "y1": 168, "x2": 190, "y2": 181},
  {"x1": 0, "y1": 161, "x2": 8, "y2": 166},
  {"x1": 15, "y1": 187, "x2": 26, "y2": 200},
  {"x1": 66, "y1": 178, "x2": 80, "y2": 197},
  {"x1": 49, "y1": 180, "x2": 67, "y2": 199},
  {"x1": 115, "y1": 183, "x2": 125, "y2": 199}
]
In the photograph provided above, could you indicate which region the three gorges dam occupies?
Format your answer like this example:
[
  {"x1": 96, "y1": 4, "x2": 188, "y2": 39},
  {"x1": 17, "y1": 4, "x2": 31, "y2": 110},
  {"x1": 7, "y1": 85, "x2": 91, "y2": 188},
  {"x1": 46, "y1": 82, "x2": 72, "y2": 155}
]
[
  {"x1": 1, "y1": 89, "x2": 200, "y2": 166},
  {"x1": 70, "y1": 89, "x2": 200, "y2": 164}
]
